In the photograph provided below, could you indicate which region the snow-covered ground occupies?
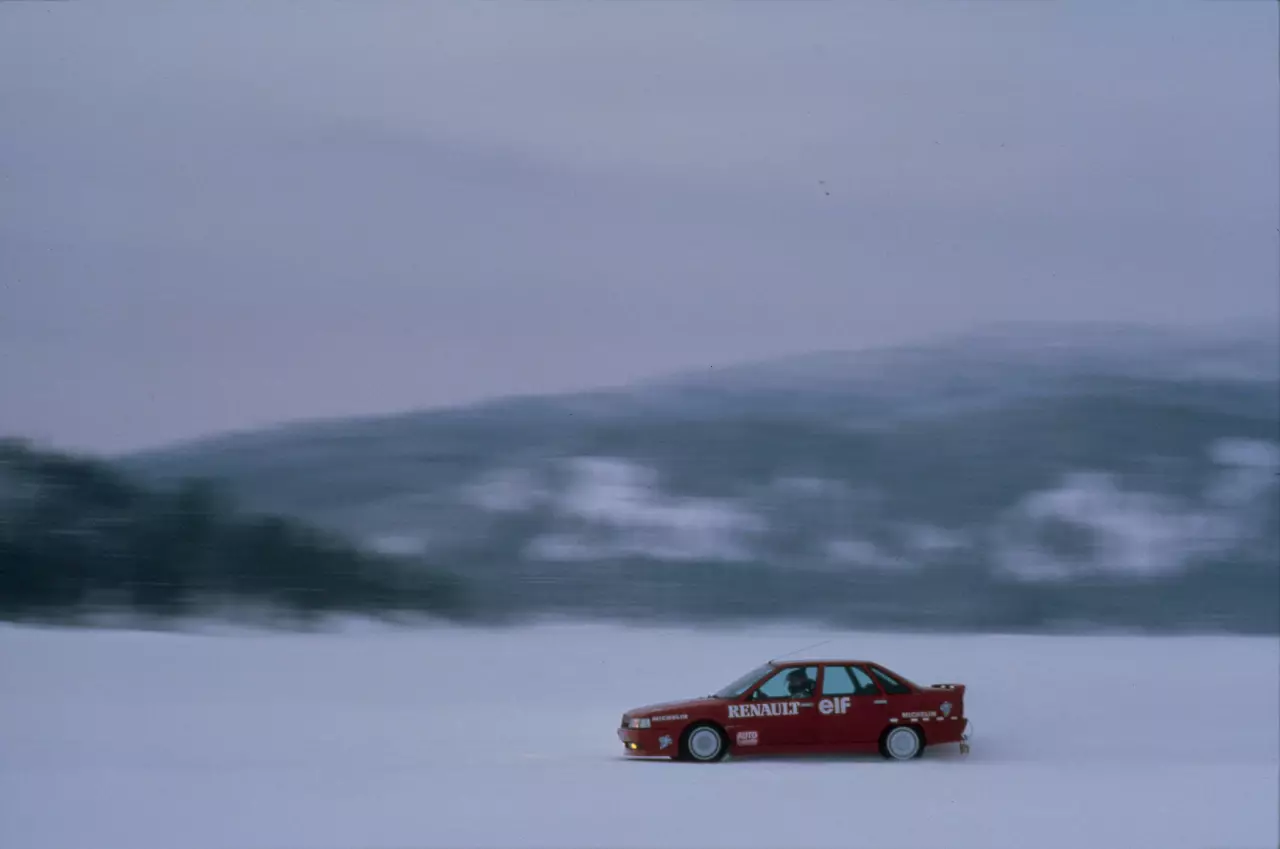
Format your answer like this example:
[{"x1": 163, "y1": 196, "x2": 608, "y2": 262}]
[{"x1": 2, "y1": 621, "x2": 1277, "y2": 849}]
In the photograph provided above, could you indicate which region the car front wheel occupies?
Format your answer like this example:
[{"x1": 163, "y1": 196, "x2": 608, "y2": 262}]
[
  {"x1": 881, "y1": 725, "x2": 924, "y2": 761},
  {"x1": 681, "y1": 723, "x2": 727, "y2": 762}
]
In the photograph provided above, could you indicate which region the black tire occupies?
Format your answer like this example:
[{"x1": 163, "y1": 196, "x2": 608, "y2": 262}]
[
  {"x1": 880, "y1": 725, "x2": 924, "y2": 761},
  {"x1": 679, "y1": 722, "x2": 727, "y2": 762}
]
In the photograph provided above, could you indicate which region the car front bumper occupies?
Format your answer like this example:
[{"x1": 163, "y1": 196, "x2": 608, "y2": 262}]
[{"x1": 617, "y1": 726, "x2": 677, "y2": 756}]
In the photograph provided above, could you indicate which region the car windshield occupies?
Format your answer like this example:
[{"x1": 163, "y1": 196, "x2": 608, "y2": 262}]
[{"x1": 711, "y1": 663, "x2": 772, "y2": 698}]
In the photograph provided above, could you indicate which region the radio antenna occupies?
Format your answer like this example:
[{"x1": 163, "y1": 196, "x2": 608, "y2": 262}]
[{"x1": 770, "y1": 639, "x2": 832, "y2": 663}]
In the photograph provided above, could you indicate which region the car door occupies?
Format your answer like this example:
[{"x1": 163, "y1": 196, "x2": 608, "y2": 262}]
[
  {"x1": 815, "y1": 664, "x2": 891, "y2": 746},
  {"x1": 730, "y1": 664, "x2": 821, "y2": 750}
]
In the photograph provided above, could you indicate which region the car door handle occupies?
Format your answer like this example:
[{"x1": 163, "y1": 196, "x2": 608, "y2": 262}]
[{"x1": 874, "y1": 699, "x2": 887, "y2": 704}]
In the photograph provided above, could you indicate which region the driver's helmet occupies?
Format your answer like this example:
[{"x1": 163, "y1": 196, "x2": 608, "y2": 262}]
[{"x1": 786, "y1": 668, "x2": 813, "y2": 695}]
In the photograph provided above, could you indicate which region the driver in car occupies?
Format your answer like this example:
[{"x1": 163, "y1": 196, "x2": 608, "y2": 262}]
[{"x1": 786, "y1": 668, "x2": 815, "y2": 698}]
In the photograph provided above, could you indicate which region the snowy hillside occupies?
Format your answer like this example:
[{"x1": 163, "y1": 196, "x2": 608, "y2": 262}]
[
  {"x1": 119, "y1": 322, "x2": 1280, "y2": 633},
  {"x1": 2, "y1": 622, "x2": 1277, "y2": 849}
]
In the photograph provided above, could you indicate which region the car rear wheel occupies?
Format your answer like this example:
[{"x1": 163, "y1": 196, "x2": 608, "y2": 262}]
[
  {"x1": 681, "y1": 723, "x2": 727, "y2": 762},
  {"x1": 881, "y1": 725, "x2": 924, "y2": 761}
]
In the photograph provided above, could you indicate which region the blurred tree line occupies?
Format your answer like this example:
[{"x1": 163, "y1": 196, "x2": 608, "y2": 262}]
[{"x1": 0, "y1": 439, "x2": 467, "y2": 624}]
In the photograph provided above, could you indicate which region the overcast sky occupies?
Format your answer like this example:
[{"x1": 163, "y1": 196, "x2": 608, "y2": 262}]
[{"x1": 2, "y1": 2, "x2": 1277, "y2": 454}]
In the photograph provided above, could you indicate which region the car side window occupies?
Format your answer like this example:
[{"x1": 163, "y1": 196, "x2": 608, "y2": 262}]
[
  {"x1": 753, "y1": 665, "x2": 819, "y2": 699},
  {"x1": 821, "y1": 665, "x2": 860, "y2": 695},
  {"x1": 849, "y1": 665, "x2": 879, "y2": 695},
  {"x1": 825, "y1": 665, "x2": 879, "y2": 695},
  {"x1": 868, "y1": 666, "x2": 911, "y2": 695}
]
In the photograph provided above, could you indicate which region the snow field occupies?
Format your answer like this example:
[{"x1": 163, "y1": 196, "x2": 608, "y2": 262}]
[{"x1": 1, "y1": 621, "x2": 1276, "y2": 849}]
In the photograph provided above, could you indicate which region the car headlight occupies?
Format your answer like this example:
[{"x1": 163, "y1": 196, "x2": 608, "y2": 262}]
[{"x1": 629, "y1": 717, "x2": 651, "y2": 729}]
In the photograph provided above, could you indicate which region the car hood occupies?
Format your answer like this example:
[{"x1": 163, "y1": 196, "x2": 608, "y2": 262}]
[{"x1": 626, "y1": 697, "x2": 723, "y2": 717}]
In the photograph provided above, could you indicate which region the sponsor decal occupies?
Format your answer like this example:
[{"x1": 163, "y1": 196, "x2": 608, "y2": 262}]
[
  {"x1": 658, "y1": 735, "x2": 673, "y2": 750},
  {"x1": 818, "y1": 696, "x2": 852, "y2": 715},
  {"x1": 727, "y1": 701, "x2": 807, "y2": 719},
  {"x1": 940, "y1": 701, "x2": 952, "y2": 717},
  {"x1": 652, "y1": 714, "x2": 687, "y2": 722},
  {"x1": 736, "y1": 730, "x2": 758, "y2": 746},
  {"x1": 901, "y1": 710, "x2": 938, "y2": 719}
]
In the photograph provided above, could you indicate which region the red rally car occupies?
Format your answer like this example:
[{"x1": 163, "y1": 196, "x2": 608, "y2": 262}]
[{"x1": 617, "y1": 658, "x2": 970, "y2": 762}]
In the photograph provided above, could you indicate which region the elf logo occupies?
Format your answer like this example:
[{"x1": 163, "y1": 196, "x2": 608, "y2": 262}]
[{"x1": 818, "y1": 697, "x2": 851, "y2": 715}]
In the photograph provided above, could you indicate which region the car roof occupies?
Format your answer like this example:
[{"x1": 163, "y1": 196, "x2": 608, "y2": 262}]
[{"x1": 768, "y1": 658, "x2": 878, "y2": 666}]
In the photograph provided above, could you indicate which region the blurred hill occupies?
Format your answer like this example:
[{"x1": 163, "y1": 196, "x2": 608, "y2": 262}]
[
  {"x1": 0, "y1": 441, "x2": 467, "y2": 626},
  {"x1": 111, "y1": 321, "x2": 1280, "y2": 633}
]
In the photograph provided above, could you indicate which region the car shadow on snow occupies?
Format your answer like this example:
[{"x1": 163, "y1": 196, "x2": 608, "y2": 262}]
[{"x1": 616, "y1": 747, "x2": 975, "y2": 765}]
